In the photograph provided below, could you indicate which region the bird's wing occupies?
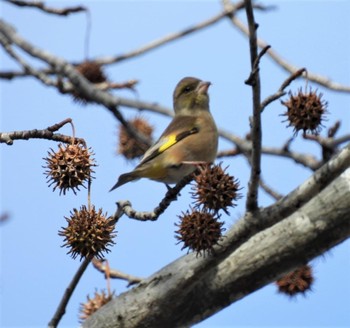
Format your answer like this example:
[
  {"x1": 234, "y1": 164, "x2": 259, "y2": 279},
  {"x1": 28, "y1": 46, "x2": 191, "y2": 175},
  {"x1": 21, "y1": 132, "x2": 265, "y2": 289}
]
[{"x1": 138, "y1": 115, "x2": 199, "y2": 166}]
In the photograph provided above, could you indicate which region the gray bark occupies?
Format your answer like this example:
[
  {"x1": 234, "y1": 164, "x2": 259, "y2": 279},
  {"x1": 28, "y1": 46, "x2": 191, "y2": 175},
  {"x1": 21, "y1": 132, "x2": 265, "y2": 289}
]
[{"x1": 83, "y1": 144, "x2": 350, "y2": 328}]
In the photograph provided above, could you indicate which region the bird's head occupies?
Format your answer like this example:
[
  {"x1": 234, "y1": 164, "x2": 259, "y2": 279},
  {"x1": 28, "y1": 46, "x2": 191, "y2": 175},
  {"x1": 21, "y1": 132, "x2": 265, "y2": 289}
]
[{"x1": 173, "y1": 77, "x2": 211, "y2": 114}]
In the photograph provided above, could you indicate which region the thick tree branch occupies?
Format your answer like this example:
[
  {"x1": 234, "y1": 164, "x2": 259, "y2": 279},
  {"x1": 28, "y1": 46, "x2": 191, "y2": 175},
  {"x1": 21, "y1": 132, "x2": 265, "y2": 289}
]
[{"x1": 83, "y1": 146, "x2": 350, "y2": 327}]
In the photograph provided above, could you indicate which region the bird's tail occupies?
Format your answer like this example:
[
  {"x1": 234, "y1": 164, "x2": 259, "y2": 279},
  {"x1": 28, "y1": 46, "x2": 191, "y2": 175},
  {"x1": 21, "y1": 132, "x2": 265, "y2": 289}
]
[{"x1": 109, "y1": 172, "x2": 139, "y2": 191}]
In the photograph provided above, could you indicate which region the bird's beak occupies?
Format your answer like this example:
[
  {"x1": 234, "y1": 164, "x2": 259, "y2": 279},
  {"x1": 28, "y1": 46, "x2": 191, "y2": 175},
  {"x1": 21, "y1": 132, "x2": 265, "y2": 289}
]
[{"x1": 197, "y1": 81, "x2": 211, "y2": 94}]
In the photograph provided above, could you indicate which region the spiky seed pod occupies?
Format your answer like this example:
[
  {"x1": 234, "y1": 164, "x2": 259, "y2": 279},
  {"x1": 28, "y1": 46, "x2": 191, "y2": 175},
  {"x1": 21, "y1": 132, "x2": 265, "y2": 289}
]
[
  {"x1": 118, "y1": 117, "x2": 153, "y2": 160},
  {"x1": 79, "y1": 289, "x2": 114, "y2": 323},
  {"x1": 192, "y1": 163, "x2": 241, "y2": 214},
  {"x1": 282, "y1": 88, "x2": 327, "y2": 135},
  {"x1": 76, "y1": 61, "x2": 107, "y2": 84},
  {"x1": 59, "y1": 205, "x2": 116, "y2": 260},
  {"x1": 276, "y1": 264, "x2": 314, "y2": 296},
  {"x1": 43, "y1": 143, "x2": 96, "y2": 195},
  {"x1": 73, "y1": 61, "x2": 107, "y2": 103},
  {"x1": 175, "y1": 208, "x2": 225, "y2": 256}
]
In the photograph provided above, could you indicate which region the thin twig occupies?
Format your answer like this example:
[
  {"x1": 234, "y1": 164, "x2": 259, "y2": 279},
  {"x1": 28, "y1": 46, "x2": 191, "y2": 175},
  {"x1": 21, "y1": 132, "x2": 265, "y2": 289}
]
[
  {"x1": 259, "y1": 178, "x2": 283, "y2": 200},
  {"x1": 261, "y1": 145, "x2": 320, "y2": 170},
  {"x1": 92, "y1": 258, "x2": 143, "y2": 287},
  {"x1": 93, "y1": 3, "x2": 248, "y2": 65},
  {"x1": 260, "y1": 68, "x2": 306, "y2": 112},
  {"x1": 0, "y1": 32, "x2": 58, "y2": 87},
  {"x1": 6, "y1": 0, "x2": 87, "y2": 16},
  {"x1": 2, "y1": 3, "x2": 350, "y2": 94},
  {"x1": 58, "y1": 80, "x2": 139, "y2": 95},
  {"x1": 245, "y1": 45, "x2": 270, "y2": 86},
  {"x1": 0, "y1": 19, "x2": 154, "y2": 148},
  {"x1": 227, "y1": 15, "x2": 350, "y2": 93},
  {"x1": 303, "y1": 128, "x2": 350, "y2": 162},
  {"x1": 48, "y1": 257, "x2": 91, "y2": 328},
  {"x1": 0, "y1": 119, "x2": 85, "y2": 146},
  {"x1": 217, "y1": 148, "x2": 241, "y2": 158},
  {"x1": 244, "y1": 0, "x2": 263, "y2": 212}
]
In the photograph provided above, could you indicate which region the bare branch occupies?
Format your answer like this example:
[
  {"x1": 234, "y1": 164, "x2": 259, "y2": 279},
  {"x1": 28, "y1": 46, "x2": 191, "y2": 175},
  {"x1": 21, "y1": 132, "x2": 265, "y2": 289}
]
[
  {"x1": 91, "y1": 258, "x2": 143, "y2": 287},
  {"x1": 48, "y1": 257, "x2": 90, "y2": 328},
  {"x1": 303, "y1": 130, "x2": 350, "y2": 162},
  {"x1": 245, "y1": 45, "x2": 270, "y2": 86},
  {"x1": 261, "y1": 145, "x2": 320, "y2": 170},
  {"x1": 216, "y1": 148, "x2": 241, "y2": 158},
  {"x1": 227, "y1": 14, "x2": 350, "y2": 93},
  {"x1": 259, "y1": 178, "x2": 283, "y2": 200},
  {"x1": 0, "y1": 32, "x2": 58, "y2": 87},
  {"x1": 93, "y1": 3, "x2": 249, "y2": 65},
  {"x1": 83, "y1": 145, "x2": 350, "y2": 327},
  {"x1": 0, "y1": 19, "x2": 157, "y2": 148},
  {"x1": 0, "y1": 119, "x2": 85, "y2": 146},
  {"x1": 260, "y1": 68, "x2": 306, "y2": 112},
  {"x1": 5, "y1": 0, "x2": 87, "y2": 16},
  {"x1": 115, "y1": 174, "x2": 194, "y2": 222},
  {"x1": 244, "y1": 0, "x2": 263, "y2": 212}
]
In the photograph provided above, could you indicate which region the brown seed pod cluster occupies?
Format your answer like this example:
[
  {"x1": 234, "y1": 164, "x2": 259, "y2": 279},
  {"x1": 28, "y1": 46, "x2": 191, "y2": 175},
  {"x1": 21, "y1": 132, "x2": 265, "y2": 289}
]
[
  {"x1": 118, "y1": 117, "x2": 153, "y2": 160},
  {"x1": 79, "y1": 289, "x2": 114, "y2": 323},
  {"x1": 276, "y1": 264, "x2": 314, "y2": 296},
  {"x1": 73, "y1": 60, "x2": 107, "y2": 103},
  {"x1": 59, "y1": 205, "x2": 116, "y2": 260},
  {"x1": 282, "y1": 88, "x2": 327, "y2": 135},
  {"x1": 43, "y1": 143, "x2": 96, "y2": 195},
  {"x1": 175, "y1": 208, "x2": 225, "y2": 256},
  {"x1": 192, "y1": 163, "x2": 241, "y2": 214},
  {"x1": 176, "y1": 163, "x2": 240, "y2": 256}
]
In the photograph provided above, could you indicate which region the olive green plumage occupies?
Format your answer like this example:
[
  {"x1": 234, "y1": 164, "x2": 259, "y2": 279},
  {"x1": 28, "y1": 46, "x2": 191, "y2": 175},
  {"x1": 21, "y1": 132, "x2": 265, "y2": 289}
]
[{"x1": 110, "y1": 77, "x2": 218, "y2": 191}]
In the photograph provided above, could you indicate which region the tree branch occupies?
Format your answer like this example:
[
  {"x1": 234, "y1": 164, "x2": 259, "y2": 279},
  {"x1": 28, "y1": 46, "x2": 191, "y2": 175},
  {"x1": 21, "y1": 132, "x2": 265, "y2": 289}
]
[
  {"x1": 83, "y1": 146, "x2": 350, "y2": 327},
  {"x1": 0, "y1": 119, "x2": 85, "y2": 146},
  {"x1": 91, "y1": 2, "x2": 248, "y2": 65},
  {"x1": 48, "y1": 257, "x2": 91, "y2": 328},
  {"x1": 0, "y1": 19, "x2": 157, "y2": 148},
  {"x1": 244, "y1": 0, "x2": 263, "y2": 212},
  {"x1": 5, "y1": 0, "x2": 87, "y2": 16},
  {"x1": 91, "y1": 258, "x2": 143, "y2": 287},
  {"x1": 260, "y1": 68, "x2": 306, "y2": 112},
  {"x1": 227, "y1": 14, "x2": 350, "y2": 93},
  {"x1": 115, "y1": 174, "x2": 194, "y2": 222}
]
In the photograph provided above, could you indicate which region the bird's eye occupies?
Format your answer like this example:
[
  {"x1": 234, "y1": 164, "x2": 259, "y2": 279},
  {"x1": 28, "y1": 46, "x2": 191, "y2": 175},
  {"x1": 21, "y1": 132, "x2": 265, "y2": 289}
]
[{"x1": 183, "y1": 86, "x2": 192, "y2": 93}]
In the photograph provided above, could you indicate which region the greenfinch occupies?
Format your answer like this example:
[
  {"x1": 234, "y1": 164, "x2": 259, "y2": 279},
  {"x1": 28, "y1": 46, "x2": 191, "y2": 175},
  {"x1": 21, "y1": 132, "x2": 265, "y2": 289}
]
[{"x1": 110, "y1": 77, "x2": 218, "y2": 191}]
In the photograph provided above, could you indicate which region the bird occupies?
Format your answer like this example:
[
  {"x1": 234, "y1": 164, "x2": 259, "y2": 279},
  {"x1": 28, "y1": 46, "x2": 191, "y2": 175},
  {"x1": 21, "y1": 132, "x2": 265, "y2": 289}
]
[{"x1": 110, "y1": 76, "x2": 218, "y2": 191}]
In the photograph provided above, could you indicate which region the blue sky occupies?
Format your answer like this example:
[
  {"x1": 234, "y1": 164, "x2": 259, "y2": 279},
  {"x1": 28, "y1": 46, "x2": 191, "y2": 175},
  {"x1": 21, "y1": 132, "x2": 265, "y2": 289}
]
[{"x1": 1, "y1": 1, "x2": 350, "y2": 327}]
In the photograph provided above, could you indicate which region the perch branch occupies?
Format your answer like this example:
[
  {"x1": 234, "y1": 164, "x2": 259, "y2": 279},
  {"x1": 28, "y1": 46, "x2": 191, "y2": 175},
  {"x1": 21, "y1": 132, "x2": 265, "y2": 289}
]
[{"x1": 115, "y1": 174, "x2": 194, "y2": 222}]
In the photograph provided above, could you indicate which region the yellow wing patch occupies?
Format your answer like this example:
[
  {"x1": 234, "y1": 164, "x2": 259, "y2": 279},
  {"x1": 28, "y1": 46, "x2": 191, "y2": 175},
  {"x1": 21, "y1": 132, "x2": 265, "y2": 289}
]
[
  {"x1": 139, "y1": 127, "x2": 199, "y2": 166},
  {"x1": 158, "y1": 134, "x2": 177, "y2": 153}
]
